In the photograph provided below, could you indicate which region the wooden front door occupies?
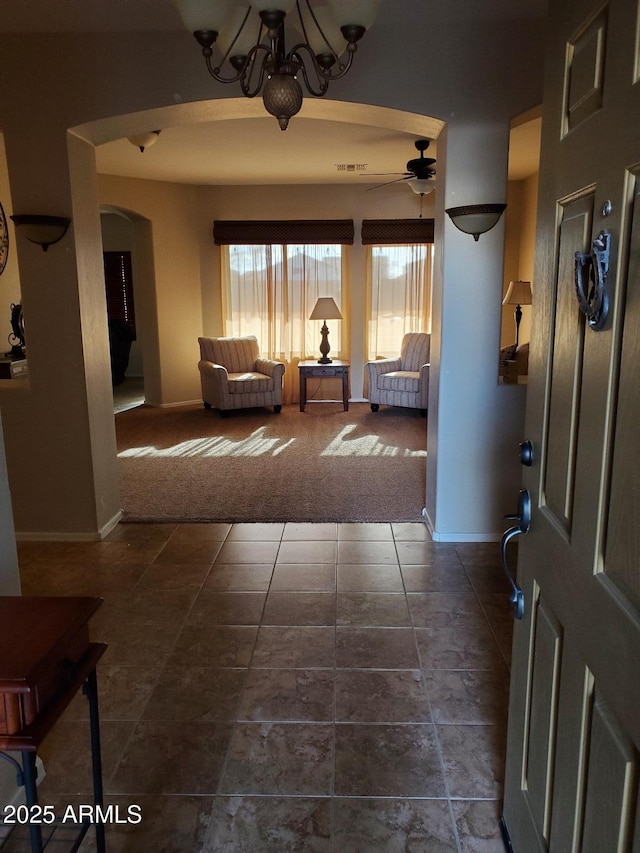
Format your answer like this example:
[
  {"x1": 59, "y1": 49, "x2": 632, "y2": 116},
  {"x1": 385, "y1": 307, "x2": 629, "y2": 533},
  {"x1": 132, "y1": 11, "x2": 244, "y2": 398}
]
[{"x1": 502, "y1": 0, "x2": 640, "y2": 850}]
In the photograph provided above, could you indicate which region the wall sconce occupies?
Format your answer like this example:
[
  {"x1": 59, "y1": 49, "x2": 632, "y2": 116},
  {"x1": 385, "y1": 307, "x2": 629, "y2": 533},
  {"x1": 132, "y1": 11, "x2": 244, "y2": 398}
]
[
  {"x1": 445, "y1": 204, "x2": 507, "y2": 241},
  {"x1": 10, "y1": 215, "x2": 71, "y2": 252},
  {"x1": 309, "y1": 297, "x2": 343, "y2": 363}
]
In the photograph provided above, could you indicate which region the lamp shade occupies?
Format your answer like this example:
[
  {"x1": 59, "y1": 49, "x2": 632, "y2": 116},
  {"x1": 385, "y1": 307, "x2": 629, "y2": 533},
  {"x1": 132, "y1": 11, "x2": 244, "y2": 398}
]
[
  {"x1": 445, "y1": 204, "x2": 507, "y2": 241},
  {"x1": 503, "y1": 280, "x2": 532, "y2": 306},
  {"x1": 309, "y1": 297, "x2": 343, "y2": 320},
  {"x1": 408, "y1": 177, "x2": 435, "y2": 196},
  {"x1": 172, "y1": 0, "x2": 233, "y2": 33}
]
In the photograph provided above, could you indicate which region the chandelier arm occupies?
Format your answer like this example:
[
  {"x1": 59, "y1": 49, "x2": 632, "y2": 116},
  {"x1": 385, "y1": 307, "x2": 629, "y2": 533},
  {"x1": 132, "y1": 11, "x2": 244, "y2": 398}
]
[
  {"x1": 289, "y1": 42, "x2": 355, "y2": 88},
  {"x1": 295, "y1": 0, "x2": 341, "y2": 67},
  {"x1": 204, "y1": 43, "x2": 271, "y2": 95}
]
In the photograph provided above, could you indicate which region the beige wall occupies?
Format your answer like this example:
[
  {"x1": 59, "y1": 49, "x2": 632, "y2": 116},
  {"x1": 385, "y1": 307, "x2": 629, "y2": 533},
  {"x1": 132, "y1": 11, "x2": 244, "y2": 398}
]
[{"x1": 501, "y1": 172, "x2": 539, "y2": 348}]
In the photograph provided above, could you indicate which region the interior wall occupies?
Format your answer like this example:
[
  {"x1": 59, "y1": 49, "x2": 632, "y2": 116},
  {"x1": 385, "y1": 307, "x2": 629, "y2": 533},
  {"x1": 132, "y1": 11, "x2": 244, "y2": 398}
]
[
  {"x1": 0, "y1": 132, "x2": 21, "y2": 352},
  {"x1": 501, "y1": 172, "x2": 539, "y2": 347}
]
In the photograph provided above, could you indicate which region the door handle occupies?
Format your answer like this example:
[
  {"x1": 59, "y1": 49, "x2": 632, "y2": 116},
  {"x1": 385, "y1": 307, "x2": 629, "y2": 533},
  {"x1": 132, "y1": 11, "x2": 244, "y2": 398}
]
[{"x1": 501, "y1": 489, "x2": 531, "y2": 620}]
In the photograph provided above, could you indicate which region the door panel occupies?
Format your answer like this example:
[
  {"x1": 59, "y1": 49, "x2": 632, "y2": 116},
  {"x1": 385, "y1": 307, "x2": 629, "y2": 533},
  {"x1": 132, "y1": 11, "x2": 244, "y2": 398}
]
[{"x1": 502, "y1": 0, "x2": 640, "y2": 850}]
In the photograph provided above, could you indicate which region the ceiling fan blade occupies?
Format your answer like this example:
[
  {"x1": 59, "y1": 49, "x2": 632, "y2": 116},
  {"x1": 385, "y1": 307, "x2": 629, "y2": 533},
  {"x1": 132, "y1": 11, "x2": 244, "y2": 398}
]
[
  {"x1": 365, "y1": 176, "x2": 413, "y2": 191},
  {"x1": 360, "y1": 171, "x2": 412, "y2": 177}
]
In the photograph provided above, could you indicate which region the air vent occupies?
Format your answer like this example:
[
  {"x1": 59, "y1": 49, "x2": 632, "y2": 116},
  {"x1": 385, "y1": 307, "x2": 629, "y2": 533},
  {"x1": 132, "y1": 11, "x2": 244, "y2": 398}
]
[{"x1": 335, "y1": 163, "x2": 368, "y2": 172}]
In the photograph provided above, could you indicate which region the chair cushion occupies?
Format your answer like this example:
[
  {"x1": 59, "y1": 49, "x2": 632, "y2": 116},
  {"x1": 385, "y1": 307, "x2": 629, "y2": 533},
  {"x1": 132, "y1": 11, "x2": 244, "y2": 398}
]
[
  {"x1": 378, "y1": 370, "x2": 421, "y2": 394},
  {"x1": 400, "y1": 333, "x2": 430, "y2": 372},
  {"x1": 227, "y1": 372, "x2": 274, "y2": 394}
]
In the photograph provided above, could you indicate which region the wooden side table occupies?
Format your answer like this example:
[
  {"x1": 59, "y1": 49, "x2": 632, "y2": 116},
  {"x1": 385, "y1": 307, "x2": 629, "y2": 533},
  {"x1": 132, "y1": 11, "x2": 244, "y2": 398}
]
[
  {"x1": 298, "y1": 360, "x2": 350, "y2": 412},
  {"x1": 0, "y1": 597, "x2": 107, "y2": 853}
]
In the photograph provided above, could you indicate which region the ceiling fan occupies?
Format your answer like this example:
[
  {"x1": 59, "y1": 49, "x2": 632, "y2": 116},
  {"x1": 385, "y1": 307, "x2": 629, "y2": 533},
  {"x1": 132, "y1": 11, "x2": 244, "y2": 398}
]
[{"x1": 364, "y1": 139, "x2": 436, "y2": 195}]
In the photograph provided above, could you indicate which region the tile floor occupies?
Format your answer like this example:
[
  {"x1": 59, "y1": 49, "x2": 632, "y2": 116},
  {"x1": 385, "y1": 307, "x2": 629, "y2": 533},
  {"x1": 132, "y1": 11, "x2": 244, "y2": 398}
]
[{"x1": 5, "y1": 522, "x2": 514, "y2": 852}]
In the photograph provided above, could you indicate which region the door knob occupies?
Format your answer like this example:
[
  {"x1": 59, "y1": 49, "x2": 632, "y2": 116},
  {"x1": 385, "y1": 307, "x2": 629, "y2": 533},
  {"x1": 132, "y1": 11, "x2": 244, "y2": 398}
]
[
  {"x1": 519, "y1": 439, "x2": 534, "y2": 466},
  {"x1": 501, "y1": 489, "x2": 531, "y2": 620}
]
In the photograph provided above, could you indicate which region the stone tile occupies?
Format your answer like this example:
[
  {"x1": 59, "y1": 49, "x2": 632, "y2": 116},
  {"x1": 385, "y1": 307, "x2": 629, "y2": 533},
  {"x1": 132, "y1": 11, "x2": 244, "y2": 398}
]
[
  {"x1": 337, "y1": 523, "x2": 394, "y2": 541},
  {"x1": 94, "y1": 588, "x2": 198, "y2": 629},
  {"x1": 187, "y1": 590, "x2": 266, "y2": 625},
  {"x1": 203, "y1": 796, "x2": 331, "y2": 852},
  {"x1": 424, "y1": 670, "x2": 510, "y2": 725},
  {"x1": 465, "y1": 564, "x2": 513, "y2": 594},
  {"x1": 337, "y1": 592, "x2": 411, "y2": 626},
  {"x1": 100, "y1": 621, "x2": 182, "y2": 668},
  {"x1": 169, "y1": 522, "x2": 232, "y2": 541},
  {"x1": 455, "y1": 542, "x2": 504, "y2": 568},
  {"x1": 104, "y1": 523, "x2": 177, "y2": 545},
  {"x1": 437, "y1": 724, "x2": 507, "y2": 798},
  {"x1": 335, "y1": 670, "x2": 431, "y2": 723},
  {"x1": 332, "y1": 798, "x2": 457, "y2": 852},
  {"x1": 276, "y1": 540, "x2": 337, "y2": 564},
  {"x1": 108, "y1": 721, "x2": 233, "y2": 795},
  {"x1": 238, "y1": 669, "x2": 334, "y2": 721},
  {"x1": 167, "y1": 624, "x2": 258, "y2": 668},
  {"x1": 452, "y1": 799, "x2": 507, "y2": 853},
  {"x1": 63, "y1": 663, "x2": 162, "y2": 722},
  {"x1": 391, "y1": 522, "x2": 433, "y2": 541},
  {"x1": 142, "y1": 667, "x2": 247, "y2": 722},
  {"x1": 262, "y1": 591, "x2": 336, "y2": 626},
  {"x1": 215, "y1": 540, "x2": 280, "y2": 565},
  {"x1": 252, "y1": 626, "x2": 335, "y2": 668},
  {"x1": 269, "y1": 564, "x2": 336, "y2": 591},
  {"x1": 220, "y1": 722, "x2": 333, "y2": 795},
  {"x1": 407, "y1": 592, "x2": 485, "y2": 627},
  {"x1": 283, "y1": 522, "x2": 337, "y2": 540},
  {"x1": 415, "y1": 620, "x2": 505, "y2": 670},
  {"x1": 337, "y1": 564, "x2": 404, "y2": 592},
  {"x1": 337, "y1": 540, "x2": 399, "y2": 565},
  {"x1": 134, "y1": 561, "x2": 212, "y2": 591},
  {"x1": 336, "y1": 627, "x2": 419, "y2": 669},
  {"x1": 395, "y1": 541, "x2": 460, "y2": 566},
  {"x1": 225, "y1": 522, "x2": 284, "y2": 541},
  {"x1": 202, "y1": 564, "x2": 274, "y2": 591},
  {"x1": 154, "y1": 540, "x2": 223, "y2": 565},
  {"x1": 38, "y1": 720, "x2": 134, "y2": 796},
  {"x1": 401, "y1": 564, "x2": 472, "y2": 593},
  {"x1": 335, "y1": 723, "x2": 445, "y2": 797}
]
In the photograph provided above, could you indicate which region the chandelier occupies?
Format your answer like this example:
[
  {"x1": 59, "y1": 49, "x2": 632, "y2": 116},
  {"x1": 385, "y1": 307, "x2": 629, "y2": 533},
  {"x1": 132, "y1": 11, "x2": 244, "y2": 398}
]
[{"x1": 173, "y1": 0, "x2": 381, "y2": 130}]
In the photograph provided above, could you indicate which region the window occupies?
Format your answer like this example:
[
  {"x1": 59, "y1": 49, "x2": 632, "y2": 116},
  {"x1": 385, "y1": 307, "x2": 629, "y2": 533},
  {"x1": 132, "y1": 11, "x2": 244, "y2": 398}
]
[
  {"x1": 366, "y1": 243, "x2": 433, "y2": 360},
  {"x1": 103, "y1": 251, "x2": 136, "y2": 338},
  {"x1": 220, "y1": 242, "x2": 348, "y2": 402}
]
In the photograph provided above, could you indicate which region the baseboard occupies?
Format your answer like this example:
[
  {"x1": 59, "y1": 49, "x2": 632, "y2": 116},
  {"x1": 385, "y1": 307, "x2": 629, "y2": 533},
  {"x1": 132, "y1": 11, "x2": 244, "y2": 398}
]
[
  {"x1": 421, "y1": 508, "x2": 501, "y2": 542},
  {"x1": 15, "y1": 510, "x2": 122, "y2": 542}
]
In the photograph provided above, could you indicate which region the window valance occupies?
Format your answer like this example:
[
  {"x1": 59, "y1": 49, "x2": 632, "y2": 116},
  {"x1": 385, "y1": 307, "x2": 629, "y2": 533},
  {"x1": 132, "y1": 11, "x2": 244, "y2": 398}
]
[
  {"x1": 361, "y1": 218, "x2": 435, "y2": 245},
  {"x1": 213, "y1": 219, "x2": 354, "y2": 245}
]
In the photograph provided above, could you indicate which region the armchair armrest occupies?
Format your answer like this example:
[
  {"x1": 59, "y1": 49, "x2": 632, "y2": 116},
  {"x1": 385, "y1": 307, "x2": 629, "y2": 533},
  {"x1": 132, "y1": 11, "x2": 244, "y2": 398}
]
[
  {"x1": 255, "y1": 357, "x2": 285, "y2": 379},
  {"x1": 198, "y1": 360, "x2": 228, "y2": 380},
  {"x1": 366, "y1": 357, "x2": 402, "y2": 378}
]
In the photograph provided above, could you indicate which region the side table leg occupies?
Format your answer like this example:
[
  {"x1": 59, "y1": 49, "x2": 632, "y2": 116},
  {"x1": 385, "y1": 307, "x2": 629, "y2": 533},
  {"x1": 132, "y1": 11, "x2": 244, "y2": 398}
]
[
  {"x1": 84, "y1": 668, "x2": 106, "y2": 853},
  {"x1": 300, "y1": 372, "x2": 306, "y2": 412},
  {"x1": 343, "y1": 372, "x2": 349, "y2": 411},
  {"x1": 21, "y1": 751, "x2": 43, "y2": 853}
]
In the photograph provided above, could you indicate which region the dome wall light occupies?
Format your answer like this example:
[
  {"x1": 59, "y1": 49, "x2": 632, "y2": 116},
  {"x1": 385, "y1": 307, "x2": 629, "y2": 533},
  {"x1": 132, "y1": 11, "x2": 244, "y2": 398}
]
[
  {"x1": 445, "y1": 204, "x2": 507, "y2": 241},
  {"x1": 127, "y1": 130, "x2": 161, "y2": 152},
  {"x1": 172, "y1": 0, "x2": 381, "y2": 130},
  {"x1": 10, "y1": 215, "x2": 71, "y2": 252}
]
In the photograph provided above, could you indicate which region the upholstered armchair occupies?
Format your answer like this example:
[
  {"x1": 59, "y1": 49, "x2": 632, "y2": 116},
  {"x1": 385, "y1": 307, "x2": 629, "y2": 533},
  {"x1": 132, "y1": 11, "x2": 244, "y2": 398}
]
[
  {"x1": 198, "y1": 335, "x2": 285, "y2": 417},
  {"x1": 365, "y1": 332, "x2": 430, "y2": 415}
]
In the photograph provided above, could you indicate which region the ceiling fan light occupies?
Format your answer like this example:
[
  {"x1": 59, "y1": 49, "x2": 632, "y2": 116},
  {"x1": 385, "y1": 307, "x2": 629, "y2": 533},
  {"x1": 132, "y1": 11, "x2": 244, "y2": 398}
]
[
  {"x1": 408, "y1": 178, "x2": 435, "y2": 195},
  {"x1": 126, "y1": 130, "x2": 161, "y2": 152},
  {"x1": 262, "y1": 71, "x2": 304, "y2": 130},
  {"x1": 172, "y1": 0, "x2": 233, "y2": 34},
  {"x1": 327, "y1": 0, "x2": 381, "y2": 31}
]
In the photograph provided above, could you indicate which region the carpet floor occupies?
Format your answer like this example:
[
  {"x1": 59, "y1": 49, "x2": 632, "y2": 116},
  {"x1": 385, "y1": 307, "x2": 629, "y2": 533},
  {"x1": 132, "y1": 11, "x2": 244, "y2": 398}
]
[{"x1": 116, "y1": 402, "x2": 427, "y2": 523}]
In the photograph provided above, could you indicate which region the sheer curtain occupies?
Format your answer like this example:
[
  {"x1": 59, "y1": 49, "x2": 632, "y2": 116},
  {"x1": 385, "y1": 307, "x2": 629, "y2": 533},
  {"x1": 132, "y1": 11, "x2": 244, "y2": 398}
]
[
  {"x1": 221, "y1": 244, "x2": 349, "y2": 403},
  {"x1": 365, "y1": 243, "x2": 433, "y2": 360}
]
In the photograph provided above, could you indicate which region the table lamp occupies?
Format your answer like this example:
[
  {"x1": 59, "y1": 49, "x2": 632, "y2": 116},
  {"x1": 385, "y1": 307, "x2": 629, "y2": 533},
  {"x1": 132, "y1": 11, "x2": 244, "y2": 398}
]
[
  {"x1": 502, "y1": 280, "x2": 532, "y2": 348},
  {"x1": 309, "y1": 297, "x2": 343, "y2": 364}
]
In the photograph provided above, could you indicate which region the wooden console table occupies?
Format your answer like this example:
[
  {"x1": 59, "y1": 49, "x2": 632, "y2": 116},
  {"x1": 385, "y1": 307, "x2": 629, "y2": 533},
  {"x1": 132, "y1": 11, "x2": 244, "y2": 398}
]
[
  {"x1": 298, "y1": 360, "x2": 350, "y2": 412},
  {"x1": 0, "y1": 596, "x2": 107, "y2": 853}
]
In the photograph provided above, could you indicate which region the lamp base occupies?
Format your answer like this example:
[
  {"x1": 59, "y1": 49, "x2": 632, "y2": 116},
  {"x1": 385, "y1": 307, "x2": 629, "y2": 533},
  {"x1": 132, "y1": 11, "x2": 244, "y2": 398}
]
[{"x1": 317, "y1": 356, "x2": 332, "y2": 364}]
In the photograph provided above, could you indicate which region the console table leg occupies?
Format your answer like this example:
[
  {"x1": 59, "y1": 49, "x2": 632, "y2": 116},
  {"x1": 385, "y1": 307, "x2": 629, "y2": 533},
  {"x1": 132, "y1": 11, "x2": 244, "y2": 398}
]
[
  {"x1": 84, "y1": 669, "x2": 106, "y2": 853},
  {"x1": 21, "y1": 751, "x2": 43, "y2": 853}
]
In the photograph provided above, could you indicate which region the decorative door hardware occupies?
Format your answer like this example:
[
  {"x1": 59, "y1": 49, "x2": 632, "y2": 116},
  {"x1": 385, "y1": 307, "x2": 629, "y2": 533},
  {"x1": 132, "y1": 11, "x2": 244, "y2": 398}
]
[
  {"x1": 574, "y1": 229, "x2": 611, "y2": 331},
  {"x1": 501, "y1": 489, "x2": 531, "y2": 620}
]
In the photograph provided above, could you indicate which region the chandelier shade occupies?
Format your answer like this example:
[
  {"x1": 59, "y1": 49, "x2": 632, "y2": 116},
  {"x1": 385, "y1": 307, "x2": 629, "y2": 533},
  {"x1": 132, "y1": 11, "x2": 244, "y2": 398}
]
[{"x1": 173, "y1": 0, "x2": 381, "y2": 129}]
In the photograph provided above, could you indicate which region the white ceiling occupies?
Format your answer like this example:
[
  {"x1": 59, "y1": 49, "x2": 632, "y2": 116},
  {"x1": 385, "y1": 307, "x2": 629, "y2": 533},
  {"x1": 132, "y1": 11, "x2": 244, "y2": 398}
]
[{"x1": 0, "y1": 0, "x2": 543, "y2": 188}]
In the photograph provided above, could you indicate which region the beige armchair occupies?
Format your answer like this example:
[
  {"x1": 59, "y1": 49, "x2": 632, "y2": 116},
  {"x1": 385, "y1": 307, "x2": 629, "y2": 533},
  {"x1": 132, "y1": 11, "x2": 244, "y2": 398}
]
[
  {"x1": 365, "y1": 332, "x2": 430, "y2": 415},
  {"x1": 198, "y1": 335, "x2": 285, "y2": 417}
]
